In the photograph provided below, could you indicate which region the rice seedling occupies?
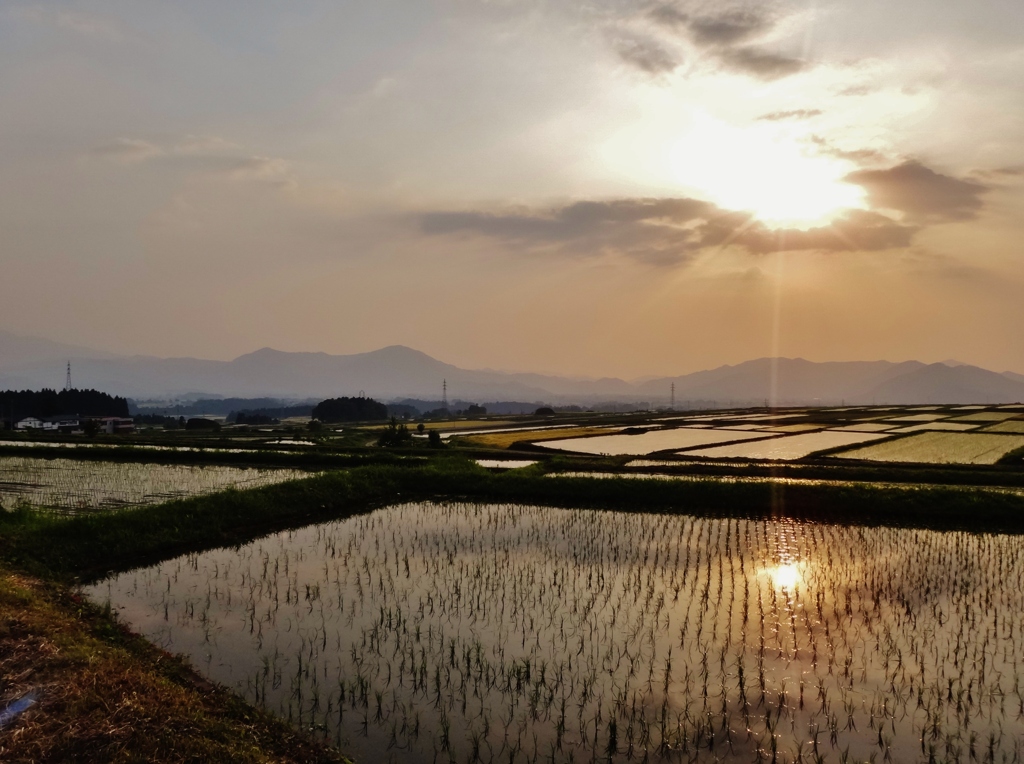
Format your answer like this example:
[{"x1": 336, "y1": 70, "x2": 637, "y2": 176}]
[
  {"x1": 0, "y1": 457, "x2": 307, "y2": 513},
  {"x1": 86, "y1": 502, "x2": 1024, "y2": 763},
  {"x1": 833, "y1": 432, "x2": 1024, "y2": 465}
]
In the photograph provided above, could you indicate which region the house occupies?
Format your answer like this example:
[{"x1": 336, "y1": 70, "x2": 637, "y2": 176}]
[
  {"x1": 91, "y1": 417, "x2": 135, "y2": 434},
  {"x1": 42, "y1": 415, "x2": 82, "y2": 434},
  {"x1": 14, "y1": 417, "x2": 44, "y2": 430}
]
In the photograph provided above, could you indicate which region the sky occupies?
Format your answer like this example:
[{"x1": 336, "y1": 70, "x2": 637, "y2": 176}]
[{"x1": 1, "y1": 0, "x2": 1022, "y2": 378}]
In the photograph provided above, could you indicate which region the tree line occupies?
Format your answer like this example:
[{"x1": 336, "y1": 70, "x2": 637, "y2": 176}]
[{"x1": 0, "y1": 389, "x2": 130, "y2": 421}]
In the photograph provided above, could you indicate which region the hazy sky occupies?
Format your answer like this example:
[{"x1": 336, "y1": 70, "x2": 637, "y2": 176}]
[{"x1": 2, "y1": 0, "x2": 1022, "y2": 377}]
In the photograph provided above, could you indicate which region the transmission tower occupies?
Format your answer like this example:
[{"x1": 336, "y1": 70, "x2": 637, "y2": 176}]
[
  {"x1": 65, "y1": 361, "x2": 72, "y2": 392},
  {"x1": 670, "y1": 382, "x2": 675, "y2": 410},
  {"x1": 442, "y1": 379, "x2": 448, "y2": 409}
]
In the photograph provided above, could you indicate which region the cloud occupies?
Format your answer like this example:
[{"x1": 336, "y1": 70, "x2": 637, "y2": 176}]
[
  {"x1": 224, "y1": 156, "x2": 294, "y2": 187},
  {"x1": 971, "y1": 166, "x2": 1024, "y2": 182},
  {"x1": 421, "y1": 197, "x2": 915, "y2": 263},
  {"x1": 648, "y1": 7, "x2": 772, "y2": 46},
  {"x1": 684, "y1": 11, "x2": 774, "y2": 47},
  {"x1": 758, "y1": 109, "x2": 823, "y2": 121},
  {"x1": 717, "y1": 47, "x2": 806, "y2": 80},
  {"x1": 846, "y1": 161, "x2": 989, "y2": 222},
  {"x1": 808, "y1": 136, "x2": 887, "y2": 165},
  {"x1": 614, "y1": 36, "x2": 681, "y2": 75},
  {"x1": 640, "y1": 6, "x2": 805, "y2": 81},
  {"x1": 16, "y1": 7, "x2": 126, "y2": 41},
  {"x1": 86, "y1": 135, "x2": 295, "y2": 188},
  {"x1": 88, "y1": 138, "x2": 163, "y2": 163}
]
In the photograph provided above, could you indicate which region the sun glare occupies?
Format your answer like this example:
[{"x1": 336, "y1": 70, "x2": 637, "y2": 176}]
[
  {"x1": 671, "y1": 116, "x2": 865, "y2": 229},
  {"x1": 763, "y1": 562, "x2": 804, "y2": 590}
]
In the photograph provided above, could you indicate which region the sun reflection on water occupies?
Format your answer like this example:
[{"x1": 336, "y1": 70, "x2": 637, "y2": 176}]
[{"x1": 763, "y1": 562, "x2": 804, "y2": 590}]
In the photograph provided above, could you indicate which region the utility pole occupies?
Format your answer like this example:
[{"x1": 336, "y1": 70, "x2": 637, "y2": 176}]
[{"x1": 65, "y1": 361, "x2": 72, "y2": 392}]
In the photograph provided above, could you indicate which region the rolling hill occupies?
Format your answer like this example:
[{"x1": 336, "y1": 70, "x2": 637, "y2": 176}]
[{"x1": 1, "y1": 331, "x2": 1022, "y2": 405}]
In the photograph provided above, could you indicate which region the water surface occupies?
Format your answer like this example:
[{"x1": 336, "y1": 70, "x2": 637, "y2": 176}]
[{"x1": 88, "y1": 503, "x2": 1024, "y2": 763}]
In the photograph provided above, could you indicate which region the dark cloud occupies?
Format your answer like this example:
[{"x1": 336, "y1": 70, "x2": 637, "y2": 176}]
[
  {"x1": 971, "y1": 166, "x2": 1024, "y2": 182},
  {"x1": 846, "y1": 161, "x2": 989, "y2": 222},
  {"x1": 421, "y1": 197, "x2": 915, "y2": 263},
  {"x1": 728, "y1": 209, "x2": 916, "y2": 253},
  {"x1": 649, "y1": 7, "x2": 772, "y2": 47},
  {"x1": 718, "y1": 47, "x2": 805, "y2": 80},
  {"x1": 614, "y1": 36, "x2": 681, "y2": 75},
  {"x1": 686, "y1": 11, "x2": 773, "y2": 47},
  {"x1": 808, "y1": 136, "x2": 887, "y2": 165},
  {"x1": 641, "y1": 6, "x2": 804, "y2": 81},
  {"x1": 758, "y1": 109, "x2": 823, "y2": 122}
]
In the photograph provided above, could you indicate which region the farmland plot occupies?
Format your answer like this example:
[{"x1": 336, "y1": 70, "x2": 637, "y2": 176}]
[
  {"x1": 983, "y1": 420, "x2": 1024, "y2": 434},
  {"x1": 0, "y1": 457, "x2": 307, "y2": 512},
  {"x1": 683, "y1": 430, "x2": 889, "y2": 461},
  {"x1": 828, "y1": 423, "x2": 896, "y2": 432},
  {"x1": 540, "y1": 428, "x2": 773, "y2": 456},
  {"x1": 948, "y1": 412, "x2": 1020, "y2": 423},
  {"x1": 88, "y1": 503, "x2": 1024, "y2": 764},
  {"x1": 889, "y1": 422, "x2": 979, "y2": 433},
  {"x1": 885, "y1": 414, "x2": 948, "y2": 422},
  {"x1": 832, "y1": 431, "x2": 1024, "y2": 465}
]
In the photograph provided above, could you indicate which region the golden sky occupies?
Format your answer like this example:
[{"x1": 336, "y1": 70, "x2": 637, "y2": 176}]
[{"x1": 2, "y1": 1, "x2": 1022, "y2": 377}]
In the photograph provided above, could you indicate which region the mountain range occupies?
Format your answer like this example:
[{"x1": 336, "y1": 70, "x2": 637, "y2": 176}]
[{"x1": 1, "y1": 331, "x2": 1023, "y2": 406}]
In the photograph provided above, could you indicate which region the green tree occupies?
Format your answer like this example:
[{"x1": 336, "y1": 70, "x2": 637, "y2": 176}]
[{"x1": 377, "y1": 417, "x2": 412, "y2": 447}]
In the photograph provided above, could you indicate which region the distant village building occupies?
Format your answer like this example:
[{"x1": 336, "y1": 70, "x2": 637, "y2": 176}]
[
  {"x1": 94, "y1": 417, "x2": 135, "y2": 434},
  {"x1": 14, "y1": 415, "x2": 133, "y2": 434},
  {"x1": 43, "y1": 415, "x2": 83, "y2": 433}
]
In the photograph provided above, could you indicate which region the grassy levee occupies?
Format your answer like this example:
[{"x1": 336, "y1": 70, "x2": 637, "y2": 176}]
[
  {"x1": 6, "y1": 459, "x2": 1024, "y2": 587},
  {"x1": 0, "y1": 566, "x2": 348, "y2": 764},
  {"x1": 0, "y1": 442, "x2": 407, "y2": 470}
]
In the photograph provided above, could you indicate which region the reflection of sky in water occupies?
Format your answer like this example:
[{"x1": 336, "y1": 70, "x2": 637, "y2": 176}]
[{"x1": 88, "y1": 504, "x2": 1024, "y2": 764}]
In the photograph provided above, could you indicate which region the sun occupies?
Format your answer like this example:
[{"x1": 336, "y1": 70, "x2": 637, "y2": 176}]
[
  {"x1": 670, "y1": 115, "x2": 865, "y2": 229},
  {"x1": 763, "y1": 562, "x2": 804, "y2": 590}
]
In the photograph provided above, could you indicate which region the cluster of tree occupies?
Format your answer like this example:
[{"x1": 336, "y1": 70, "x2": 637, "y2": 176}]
[
  {"x1": 378, "y1": 418, "x2": 445, "y2": 448},
  {"x1": 134, "y1": 414, "x2": 187, "y2": 428},
  {"x1": 185, "y1": 418, "x2": 221, "y2": 431},
  {"x1": 233, "y1": 412, "x2": 280, "y2": 426},
  {"x1": 312, "y1": 396, "x2": 388, "y2": 423},
  {"x1": 132, "y1": 398, "x2": 314, "y2": 418},
  {"x1": 377, "y1": 418, "x2": 412, "y2": 447},
  {"x1": 226, "y1": 405, "x2": 311, "y2": 422},
  {"x1": 385, "y1": 403, "x2": 420, "y2": 419},
  {"x1": 0, "y1": 388, "x2": 130, "y2": 420}
]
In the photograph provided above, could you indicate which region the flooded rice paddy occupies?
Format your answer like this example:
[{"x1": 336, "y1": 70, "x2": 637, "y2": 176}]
[
  {"x1": 833, "y1": 432, "x2": 1024, "y2": 465},
  {"x1": 88, "y1": 502, "x2": 1024, "y2": 763},
  {"x1": 542, "y1": 428, "x2": 772, "y2": 457},
  {"x1": 0, "y1": 457, "x2": 308, "y2": 512},
  {"x1": 683, "y1": 431, "x2": 889, "y2": 461}
]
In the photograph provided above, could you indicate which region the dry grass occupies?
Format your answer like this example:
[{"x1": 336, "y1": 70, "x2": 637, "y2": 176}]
[
  {"x1": 459, "y1": 427, "x2": 618, "y2": 449},
  {"x1": 0, "y1": 566, "x2": 346, "y2": 764}
]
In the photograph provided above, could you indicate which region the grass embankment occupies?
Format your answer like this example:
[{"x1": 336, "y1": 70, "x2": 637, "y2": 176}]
[{"x1": 0, "y1": 566, "x2": 346, "y2": 763}]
